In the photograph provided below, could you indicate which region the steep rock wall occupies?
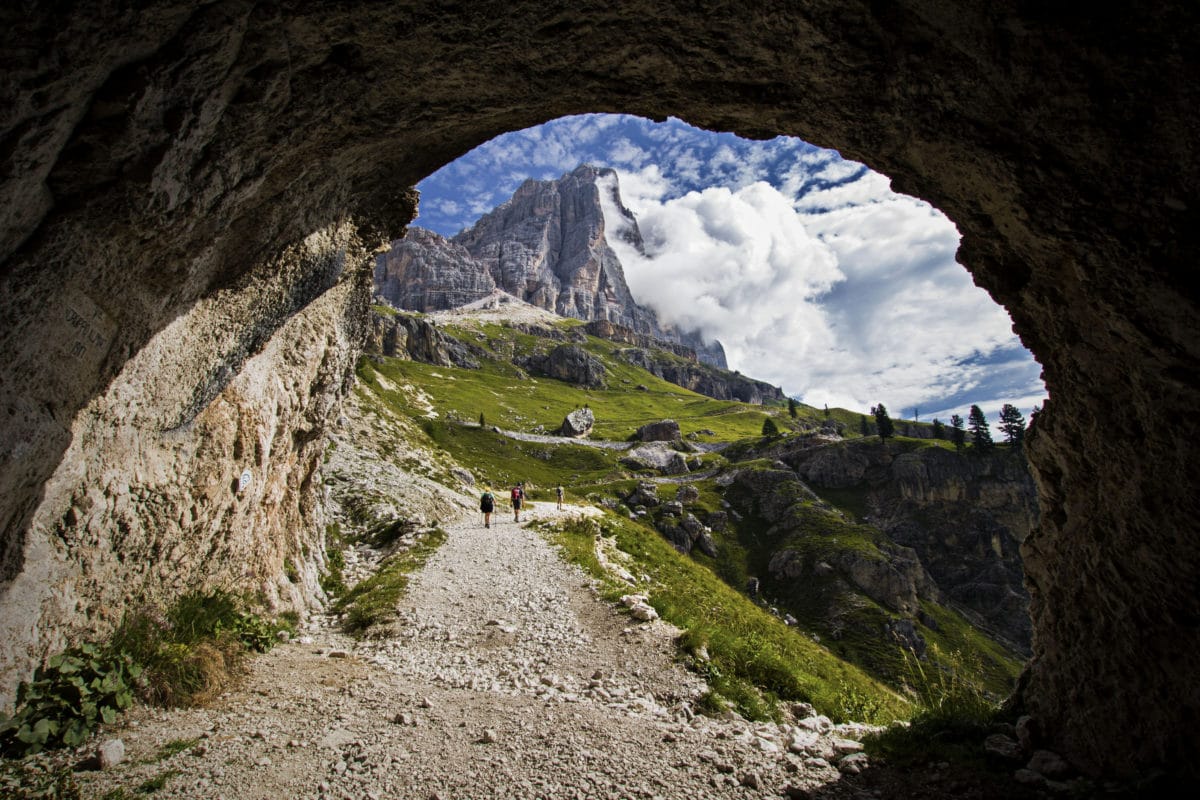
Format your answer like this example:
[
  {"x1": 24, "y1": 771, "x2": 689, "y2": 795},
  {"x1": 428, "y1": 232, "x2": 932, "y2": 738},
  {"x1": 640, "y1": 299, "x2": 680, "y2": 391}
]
[
  {"x1": 1, "y1": 1, "x2": 1197, "y2": 779},
  {"x1": 0, "y1": 221, "x2": 376, "y2": 709}
]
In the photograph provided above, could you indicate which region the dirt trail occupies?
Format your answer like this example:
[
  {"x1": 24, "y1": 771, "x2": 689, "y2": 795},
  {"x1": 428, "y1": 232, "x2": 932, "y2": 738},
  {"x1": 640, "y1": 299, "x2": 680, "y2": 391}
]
[{"x1": 75, "y1": 503, "x2": 863, "y2": 799}]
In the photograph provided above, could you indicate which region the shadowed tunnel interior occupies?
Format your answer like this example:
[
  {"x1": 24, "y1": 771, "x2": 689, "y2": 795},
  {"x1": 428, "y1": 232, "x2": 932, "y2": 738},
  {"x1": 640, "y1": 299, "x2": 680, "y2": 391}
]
[{"x1": 1, "y1": 1, "x2": 1197, "y2": 780}]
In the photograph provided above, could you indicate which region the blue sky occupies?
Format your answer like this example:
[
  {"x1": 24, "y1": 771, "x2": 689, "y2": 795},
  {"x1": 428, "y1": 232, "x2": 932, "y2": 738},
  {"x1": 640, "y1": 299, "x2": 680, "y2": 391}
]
[{"x1": 415, "y1": 114, "x2": 1046, "y2": 425}]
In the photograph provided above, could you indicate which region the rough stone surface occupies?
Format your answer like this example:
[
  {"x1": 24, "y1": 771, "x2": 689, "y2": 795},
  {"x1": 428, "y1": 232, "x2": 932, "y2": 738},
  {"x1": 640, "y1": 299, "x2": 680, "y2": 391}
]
[
  {"x1": 776, "y1": 437, "x2": 1038, "y2": 651},
  {"x1": 560, "y1": 407, "x2": 595, "y2": 438},
  {"x1": 522, "y1": 345, "x2": 606, "y2": 387},
  {"x1": 366, "y1": 306, "x2": 481, "y2": 368},
  {"x1": 636, "y1": 419, "x2": 682, "y2": 442},
  {"x1": 0, "y1": 2, "x2": 1197, "y2": 782},
  {"x1": 622, "y1": 348, "x2": 783, "y2": 405},
  {"x1": 621, "y1": 443, "x2": 690, "y2": 475},
  {"x1": 0, "y1": 221, "x2": 376, "y2": 707}
]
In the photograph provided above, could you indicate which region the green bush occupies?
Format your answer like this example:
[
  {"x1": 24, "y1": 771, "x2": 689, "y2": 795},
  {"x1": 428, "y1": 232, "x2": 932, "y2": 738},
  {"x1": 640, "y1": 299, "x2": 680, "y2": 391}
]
[{"x1": 0, "y1": 643, "x2": 139, "y2": 757}]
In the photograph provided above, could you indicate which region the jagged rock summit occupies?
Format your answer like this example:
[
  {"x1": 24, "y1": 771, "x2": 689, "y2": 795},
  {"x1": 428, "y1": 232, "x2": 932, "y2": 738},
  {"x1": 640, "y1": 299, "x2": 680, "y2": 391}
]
[{"x1": 376, "y1": 165, "x2": 726, "y2": 368}]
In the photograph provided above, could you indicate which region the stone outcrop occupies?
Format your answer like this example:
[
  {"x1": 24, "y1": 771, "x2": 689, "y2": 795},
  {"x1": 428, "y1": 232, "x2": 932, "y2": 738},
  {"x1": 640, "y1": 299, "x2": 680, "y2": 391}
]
[
  {"x1": 584, "y1": 320, "x2": 727, "y2": 370},
  {"x1": 366, "y1": 307, "x2": 480, "y2": 368},
  {"x1": 635, "y1": 420, "x2": 681, "y2": 442},
  {"x1": 620, "y1": 349, "x2": 784, "y2": 405},
  {"x1": 450, "y1": 165, "x2": 659, "y2": 333},
  {"x1": 520, "y1": 345, "x2": 606, "y2": 387},
  {"x1": 775, "y1": 438, "x2": 1038, "y2": 652},
  {"x1": 1, "y1": 3, "x2": 1196, "y2": 781},
  {"x1": 620, "y1": 443, "x2": 689, "y2": 475},
  {"x1": 560, "y1": 408, "x2": 594, "y2": 438}
]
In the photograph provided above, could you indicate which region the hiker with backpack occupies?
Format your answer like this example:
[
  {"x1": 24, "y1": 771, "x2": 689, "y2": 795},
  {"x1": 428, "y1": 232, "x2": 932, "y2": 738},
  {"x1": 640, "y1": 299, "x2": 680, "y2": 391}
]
[
  {"x1": 511, "y1": 483, "x2": 524, "y2": 522},
  {"x1": 555, "y1": 484, "x2": 564, "y2": 510},
  {"x1": 480, "y1": 487, "x2": 495, "y2": 528}
]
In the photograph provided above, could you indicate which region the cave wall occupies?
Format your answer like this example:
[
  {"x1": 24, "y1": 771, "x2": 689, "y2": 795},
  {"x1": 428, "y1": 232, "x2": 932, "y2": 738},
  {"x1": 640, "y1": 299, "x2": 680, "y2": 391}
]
[{"x1": 1, "y1": 0, "x2": 1197, "y2": 779}]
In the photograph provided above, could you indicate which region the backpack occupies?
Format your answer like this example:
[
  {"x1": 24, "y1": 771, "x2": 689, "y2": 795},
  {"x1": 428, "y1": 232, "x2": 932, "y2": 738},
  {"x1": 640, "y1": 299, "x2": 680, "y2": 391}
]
[
  {"x1": 480, "y1": 491, "x2": 494, "y2": 512},
  {"x1": 511, "y1": 487, "x2": 521, "y2": 502}
]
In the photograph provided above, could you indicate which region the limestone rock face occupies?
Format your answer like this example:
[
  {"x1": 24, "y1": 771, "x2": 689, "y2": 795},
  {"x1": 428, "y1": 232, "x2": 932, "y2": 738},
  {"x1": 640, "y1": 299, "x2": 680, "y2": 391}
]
[
  {"x1": 374, "y1": 228, "x2": 495, "y2": 311},
  {"x1": 366, "y1": 308, "x2": 480, "y2": 368},
  {"x1": 0, "y1": 221, "x2": 375, "y2": 707},
  {"x1": 777, "y1": 438, "x2": 1037, "y2": 651},
  {"x1": 521, "y1": 345, "x2": 606, "y2": 388},
  {"x1": 1, "y1": 2, "x2": 1197, "y2": 781},
  {"x1": 452, "y1": 165, "x2": 657, "y2": 332}
]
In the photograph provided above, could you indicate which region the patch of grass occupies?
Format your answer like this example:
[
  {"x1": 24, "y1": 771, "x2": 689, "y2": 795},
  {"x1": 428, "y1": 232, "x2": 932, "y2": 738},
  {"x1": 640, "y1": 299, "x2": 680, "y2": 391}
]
[
  {"x1": 108, "y1": 590, "x2": 289, "y2": 708},
  {"x1": 152, "y1": 738, "x2": 198, "y2": 761},
  {"x1": 135, "y1": 770, "x2": 177, "y2": 794},
  {"x1": 335, "y1": 528, "x2": 447, "y2": 636},
  {"x1": 544, "y1": 514, "x2": 907, "y2": 724}
]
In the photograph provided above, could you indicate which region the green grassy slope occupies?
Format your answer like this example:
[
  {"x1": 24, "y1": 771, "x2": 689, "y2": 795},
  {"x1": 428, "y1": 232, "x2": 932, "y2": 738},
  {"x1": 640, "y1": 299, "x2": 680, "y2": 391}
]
[{"x1": 355, "y1": 311, "x2": 1025, "y2": 723}]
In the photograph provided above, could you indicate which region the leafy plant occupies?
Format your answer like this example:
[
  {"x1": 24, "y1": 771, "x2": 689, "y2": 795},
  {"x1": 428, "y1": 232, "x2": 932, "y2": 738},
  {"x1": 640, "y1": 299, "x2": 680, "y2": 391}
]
[
  {"x1": 1, "y1": 758, "x2": 81, "y2": 799},
  {"x1": 0, "y1": 643, "x2": 139, "y2": 757}
]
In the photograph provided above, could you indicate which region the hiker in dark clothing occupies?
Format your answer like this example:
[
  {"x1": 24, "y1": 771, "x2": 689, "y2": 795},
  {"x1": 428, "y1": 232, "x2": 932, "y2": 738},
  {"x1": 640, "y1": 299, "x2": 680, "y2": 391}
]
[
  {"x1": 511, "y1": 483, "x2": 524, "y2": 522},
  {"x1": 480, "y1": 487, "x2": 495, "y2": 528}
]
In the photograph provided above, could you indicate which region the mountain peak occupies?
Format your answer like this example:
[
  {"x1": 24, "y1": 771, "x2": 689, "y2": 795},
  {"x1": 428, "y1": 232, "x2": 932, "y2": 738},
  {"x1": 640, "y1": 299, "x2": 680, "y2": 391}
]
[{"x1": 376, "y1": 167, "x2": 727, "y2": 368}]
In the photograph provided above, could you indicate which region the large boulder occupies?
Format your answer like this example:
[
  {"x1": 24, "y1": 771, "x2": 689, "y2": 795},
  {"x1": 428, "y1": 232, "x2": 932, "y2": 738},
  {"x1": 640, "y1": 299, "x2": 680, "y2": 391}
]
[
  {"x1": 635, "y1": 419, "x2": 681, "y2": 442},
  {"x1": 620, "y1": 443, "x2": 689, "y2": 475},
  {"x1": 560, "y1": 407, "x2": 594, "y2": 438}
]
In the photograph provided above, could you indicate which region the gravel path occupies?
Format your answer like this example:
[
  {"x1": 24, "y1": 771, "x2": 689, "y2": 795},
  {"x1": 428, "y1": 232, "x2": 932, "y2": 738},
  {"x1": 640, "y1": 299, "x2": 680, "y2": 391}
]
[{"x1": 74, "y1": 503, "x2": 875, "y2": 800}]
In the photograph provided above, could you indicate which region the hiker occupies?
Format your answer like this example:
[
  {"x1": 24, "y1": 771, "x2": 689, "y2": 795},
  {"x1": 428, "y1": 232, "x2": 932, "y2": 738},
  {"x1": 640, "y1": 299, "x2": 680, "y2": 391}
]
[
  {"x1": 555, "y1": 484, "x2": 564, "y2": 510},
  {"x1": 511, "y1": 482, "x2": 524, "y2": 522},
  {"x1": 480, "y1": 487, "x2": 495, "y2": 528}
]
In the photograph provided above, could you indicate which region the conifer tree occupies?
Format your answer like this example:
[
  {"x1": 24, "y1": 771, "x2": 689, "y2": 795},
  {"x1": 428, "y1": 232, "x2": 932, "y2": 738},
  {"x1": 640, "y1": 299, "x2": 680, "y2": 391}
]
[
  {"x1": 949, "y1": 414, "x2": 966, "y2": 452},
  {"x1": 762, "y1": 416, "x2": 780, "y2": 437},
  {"x1": 788, "y1": 397, "x2": 798, "y2": 418},
  {"x1": 998, "y1": 403, "x2": 1027, "y2": 445},
  {"x1": 932, "y1": 418, "x2": 945, "y2": 440},
  {"x1": 860, "y1": 414, "x2": 870, "y2": 437},
  {"x1": 967, "y1": 404, "x2": 993, "y2": 450},
  {"x1": 872, "y1": 403, "x2": 895, "y2": 442},
  {"x1": 479, "y1": 412, "x2": 485, "y2": 427}
]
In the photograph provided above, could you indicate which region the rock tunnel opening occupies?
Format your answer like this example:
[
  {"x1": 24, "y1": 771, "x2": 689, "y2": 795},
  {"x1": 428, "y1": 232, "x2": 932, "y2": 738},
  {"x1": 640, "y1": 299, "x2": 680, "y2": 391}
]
[
  {"x1": 1, "y1": 2, "x2": 1196, "y2": 784},
  {"x1": 380, "y1": 109, "x2": 1045, "y2": 686}
]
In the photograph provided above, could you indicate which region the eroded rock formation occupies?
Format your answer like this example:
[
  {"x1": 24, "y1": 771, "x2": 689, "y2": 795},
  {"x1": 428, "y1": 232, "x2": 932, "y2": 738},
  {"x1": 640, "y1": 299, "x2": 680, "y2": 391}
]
[
  {"x1": 376, "y1": 167, "x2": 728, "y2": 367},
  {"x1": 1, "y1": 1, "x2": 1197, "y2": 780}
]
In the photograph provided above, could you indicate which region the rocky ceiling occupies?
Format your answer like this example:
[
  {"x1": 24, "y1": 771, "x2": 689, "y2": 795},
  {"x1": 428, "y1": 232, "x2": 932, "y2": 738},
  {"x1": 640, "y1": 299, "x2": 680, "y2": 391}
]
[{"x1": 1, "y1": 0, "x2": 1197, "y2": 781}]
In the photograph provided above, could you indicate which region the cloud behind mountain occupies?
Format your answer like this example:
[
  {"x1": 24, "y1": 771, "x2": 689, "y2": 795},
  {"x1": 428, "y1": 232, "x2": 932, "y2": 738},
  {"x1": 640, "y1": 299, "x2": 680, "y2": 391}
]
[{"x1": 415, "y1": 114, "x2": 1046, "y2": 424}]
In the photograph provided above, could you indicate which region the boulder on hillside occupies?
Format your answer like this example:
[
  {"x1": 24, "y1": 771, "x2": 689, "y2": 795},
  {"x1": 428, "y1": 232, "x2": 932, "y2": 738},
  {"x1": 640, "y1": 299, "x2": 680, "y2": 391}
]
[
  {"x1": 560, "y1": 407, "x2": 595, "y2": 437},
  {"x1": 636, "y1": 419, "x2": 681, "y2": 442},
  {"x1": 626, "y1": 481, "x2": 660, "y2": 508},
  {"x1": 620, "y1": 442, "x2": 689, "y2": 475},
  {"x1": 676, "y1": 484, "x2": 700, "y2": 503}
]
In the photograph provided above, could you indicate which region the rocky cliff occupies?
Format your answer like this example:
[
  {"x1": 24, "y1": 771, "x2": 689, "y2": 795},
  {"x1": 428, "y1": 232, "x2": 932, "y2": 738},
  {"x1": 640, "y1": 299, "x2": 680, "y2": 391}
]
[
  {"x1": 621, "y1": 347, "x2": 784, "y2": 405},
  {"x1": 375, "y1": 166, "x2": 727, "y2": 368},
  {"x1": 773, "y1": 438, "x2": 1038, "y2": 652},
  {"x1": 0, "y1": 220, "x2": 380, "y2": 709}
]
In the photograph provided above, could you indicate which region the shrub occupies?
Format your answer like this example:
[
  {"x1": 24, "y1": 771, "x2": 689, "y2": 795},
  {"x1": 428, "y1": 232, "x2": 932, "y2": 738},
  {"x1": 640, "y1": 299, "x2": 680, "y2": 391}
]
[{"x1": 0, "y1": 643, "x2": 139, "y2": 757}]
